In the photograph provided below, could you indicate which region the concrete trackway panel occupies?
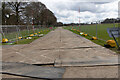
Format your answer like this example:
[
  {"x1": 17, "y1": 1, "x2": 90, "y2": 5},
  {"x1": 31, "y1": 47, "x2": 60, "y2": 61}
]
[
  {"x1": 55, "y1": 57, "x2": 119, "y2": 67},
  {"x1": 2, "y1": 27, "x2": 118, "y2": 65},
  {"x1": 2, "y1": 29, "x2": 61, "y2": 64},
  {"x1": 2, "y1": 62, "x2": 65, "y2": 79},
  {"x1": 55, "y1": 28, "x2": 118, "y2": 66}
]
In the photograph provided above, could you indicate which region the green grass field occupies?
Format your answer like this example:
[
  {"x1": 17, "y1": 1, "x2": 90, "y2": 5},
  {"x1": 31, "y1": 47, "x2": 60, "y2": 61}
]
[
  {"x1": 3, "y1": 28, "x2": 51, "y2": 41},
  {"x1": 2, "y1": 27, "x2": 56, "y2": 45},
  {"x1": 64, "y1": 23, "x2": 119, "y2": 41},
  {"x1": 64, "y1": 23, "x2": 120, "y2": 53}
]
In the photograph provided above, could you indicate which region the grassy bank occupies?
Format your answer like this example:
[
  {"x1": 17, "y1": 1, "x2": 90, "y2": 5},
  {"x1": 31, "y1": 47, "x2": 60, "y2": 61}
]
[
  {"x1": 64, "y1": 25, "x2": 120, "y2": 54},
  {"x1": 65, "y1": 23, "x2": 118, "y2": 41},
  {"x1": 2, "y1": 28, "x2": 55, "y2": 45}
]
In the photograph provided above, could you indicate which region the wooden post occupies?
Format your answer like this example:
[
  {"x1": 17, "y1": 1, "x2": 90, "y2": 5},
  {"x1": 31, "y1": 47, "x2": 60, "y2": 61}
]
[{"x1": 16, "y1": 34, "x2": 18, "y2": 44}]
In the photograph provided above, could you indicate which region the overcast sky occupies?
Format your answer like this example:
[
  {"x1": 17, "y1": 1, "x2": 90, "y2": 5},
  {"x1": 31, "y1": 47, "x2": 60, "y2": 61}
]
[{"x1": 39, "y1": 0, "x2": 119, "y2": 23}]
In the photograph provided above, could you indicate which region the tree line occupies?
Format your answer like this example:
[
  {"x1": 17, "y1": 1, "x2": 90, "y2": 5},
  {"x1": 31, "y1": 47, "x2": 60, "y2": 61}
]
[
  {"x1": 63, "y1": 18, "x2": 120, "y2": 26},
  {"x1": 2, "y1": 2, "x2": 57, "y2": 27},
  {"x1": 101, "y1": 18, "x2": 120, "y2": 24}
]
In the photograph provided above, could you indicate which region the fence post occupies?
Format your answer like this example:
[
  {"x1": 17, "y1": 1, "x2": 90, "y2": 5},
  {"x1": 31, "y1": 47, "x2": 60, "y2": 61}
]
[
  {"x1": 1, "y1": 26, "x2": 5, "y2": 39},
  {"x1": 113, "y1": 19, "x2": 115, "y2": 27},
  {"x1": 16, "y1": 26, "x2": 19, "y2": 38},
  {"x1": 96, "y1": 22, "x2": 98, "y2": 38},
  {"x1": 27, "y1": 25, "x2": 30, "y2": 35}
]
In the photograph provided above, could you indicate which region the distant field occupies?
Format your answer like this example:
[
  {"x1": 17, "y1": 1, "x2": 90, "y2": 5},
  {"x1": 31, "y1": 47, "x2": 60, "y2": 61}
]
[{"x1": 65, "y1": 23, "x2": 119, "y2": 41}]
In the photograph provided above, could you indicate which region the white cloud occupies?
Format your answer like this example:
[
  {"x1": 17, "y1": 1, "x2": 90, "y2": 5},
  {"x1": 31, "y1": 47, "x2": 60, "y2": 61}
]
[{"x1": 39, "y1": 0, "x2": 119, "y2": 23}]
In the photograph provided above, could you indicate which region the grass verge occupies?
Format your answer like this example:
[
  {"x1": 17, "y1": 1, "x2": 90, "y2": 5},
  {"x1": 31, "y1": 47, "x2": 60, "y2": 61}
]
[
  {"x1": 65, "y1": 28, "x2": 120, "y2": 54},
  {"x1": 2, "y1": 29, "x2": 52, "y2": 45}
]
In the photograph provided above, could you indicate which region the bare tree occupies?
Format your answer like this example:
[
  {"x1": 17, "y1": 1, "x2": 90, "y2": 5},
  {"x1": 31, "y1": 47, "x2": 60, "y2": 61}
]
[
  {"x1": 2, "y1": 2, "x2": 57, "y2": 26},
  {"x1": 24, "y1": 2, "x2": 46, "y2": 25},
  {"x1": 7, "y1": 2, "x2": 26, "y2": 25},
  {"x1": 40, "y1": 9, "x2": 57, "y2": 27}
]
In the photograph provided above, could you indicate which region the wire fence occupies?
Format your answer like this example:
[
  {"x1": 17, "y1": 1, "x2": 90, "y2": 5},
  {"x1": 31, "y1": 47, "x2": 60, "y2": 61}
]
[
  {"x1": 66, "y1": 23, "x2": 119, "y2": 42},
  {"x1": 1, "y1": 25, "x2": 54, "y2": 42}
]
